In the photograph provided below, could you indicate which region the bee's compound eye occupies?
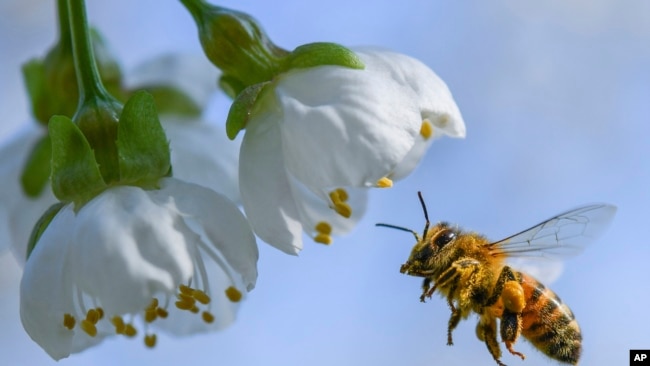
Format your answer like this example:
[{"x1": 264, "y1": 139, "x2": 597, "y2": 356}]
[{"x1": 435, "y1": 230, "x2": 456, "y2": 248}]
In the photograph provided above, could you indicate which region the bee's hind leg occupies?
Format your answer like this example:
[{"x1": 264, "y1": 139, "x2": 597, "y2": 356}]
[
  {"x1": 501, "y1": 310, "x2": 526, "y2": 360},
  {"x1": 476, "y1": 315, "x2": 507, "y2": 366}
]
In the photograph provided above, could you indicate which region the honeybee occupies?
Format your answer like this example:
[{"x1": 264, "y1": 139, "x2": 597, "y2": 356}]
[{"x1": 377, "y1": 192, "x2": 616, "y2": 366}]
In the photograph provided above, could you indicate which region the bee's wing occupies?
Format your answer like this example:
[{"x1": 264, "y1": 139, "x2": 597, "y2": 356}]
[{"x1": 487, "y1": 203, "x2": 617, "y2": 259}]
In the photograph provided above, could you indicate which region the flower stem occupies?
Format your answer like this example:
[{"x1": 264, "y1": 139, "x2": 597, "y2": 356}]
[
  {"x1": 66, "y1": 0, "x2": 110, "y2": 103},
  {"x1": 56, "y1": 0, "x2": 73, "y2": 54}
]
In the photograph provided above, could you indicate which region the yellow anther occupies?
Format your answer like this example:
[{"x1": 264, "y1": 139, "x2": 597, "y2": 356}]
[
  {"x1": 95, "y1": 307, "x2": 104, "y2": 320},
  {"x1": 179, "y1": 284, "x2": 193, "y2": 295},
  {"x1": 225, "y1": 286, "x2": 243, "y2": 303},
  {"x1": 156, "y1": 308, "x2": 169, "y2": 318},
  {"x1": 175, "y1": 298, "x2": 195, "y2": 311},
  {"x1": 420, "y1": 120, "x2": 433, "y2": 140},
  {"x1": 124, "y1": 324, "x2": 137, "y2": 337},
  {"x1": 80, "y1": 319, "x2": 97, "y2": 337},
  {"x1": 314, "y1": 233, "x2": 332, "y2": 245},
  {"x1": 202, "y1": 311, "x2": 215, "y2": 324},
  {"x1": 190, "y1": 306, "x2": 200, "y2": 314},
  {"x1": 85, "y1": 309, "x2": 100, "y2": 324},
  {"x1": 315, "y1": 221, "x2": 332, "y2": 235},
  {"x1": 192, "y1": 289, "x2": 211, "y2": 305},
  {"x1": 145, "y1": 308, "x2": 157, "y2": 323},
  {"x1": 144, "y1": 334, "x2": 157, "y2": 348},
  {"x1": 177, "y1": 292, "x2": 194, "y2": 302},
  {"x1": 63, "y1": 313, "x2": 76, "y2": 330},
  {"x1": 376, "y1": 177, "x2": 393, "y2": 188},
  {"x1": 329, "y1": 190, "x2": 341, "y2": 204},
  {"x1": 147, "y1": 298, "x2": 159, "y2": 310},
  {"x1": 333, "y1": 202, "x2": 352, "y2": 218},
  {"x1": 111, "y1": 316, "x2": 125, "y2": 334}
]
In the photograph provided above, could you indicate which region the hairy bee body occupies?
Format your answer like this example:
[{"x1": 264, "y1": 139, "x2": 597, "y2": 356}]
[
  {"x1": 517, "y1": 273, "x2": 581, "y2": 363},
  {"x1": 381, "y1": 196, "x2": 615, "y2": 366}
]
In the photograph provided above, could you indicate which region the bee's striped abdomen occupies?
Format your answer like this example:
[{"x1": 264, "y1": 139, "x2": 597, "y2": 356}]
[{"x1": 518, "y1": 273, "x2": 582, "y2": 365}]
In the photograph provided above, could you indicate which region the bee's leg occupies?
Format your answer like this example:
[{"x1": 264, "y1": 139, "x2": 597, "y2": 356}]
[
  {"x1": 484, "y1": 266, "x2": 522, "y2": 309},
  {"x1": 434, "y1": 259, "x2": 480, "y2": 345},
  {"x1": 501, "y1": 309, "x2": 525, "y2": 360},
  {"x1": 420, "y1": 277, "x2": 433, "y2": 303},
  {"x1": 446, "y1": 284, "x2": 461, "y2": 346},
  {"x1": 476, "y1": 315, "x2": 507, "y2": 366}
]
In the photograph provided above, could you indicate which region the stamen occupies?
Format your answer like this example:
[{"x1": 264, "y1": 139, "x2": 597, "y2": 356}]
[
  {"x1": 190, "y1": 305, "x2": 200, "y2": 314},
  {"x1": 202, "y1": 311, "x2": 215, "y2": 323},
  {"x1": 156, "y1": 308, "x2": 169, "y2": 318},
  {"x1": 179, "y1": 284, "x2": 193, "y2": 295},
  {"x1": 192, "y1": 289, "x2": 211, "y2": 305},
  {"x1": 80, "y1": 319, "x2": 97, "y2": 337},
  {"x1": 144, "y1": 334, "x2": 157, "y2": 348},
  {"x1": 333, "y1": 202, "x2": 352, "y2": 218},
  {"x1": 175, "y1": 298, "x2": 195, "y2": 310},
  {"x1": 376, "y1": 177, "x2": 393, "y2": 188},
  {"x1": 86, "y1": 309, "x2": 100, "y2": 324},
  {"x1": 95, "y1": 307, "x2": 104, "y2": 320},
  {"x1": 111, "y1": 316, "x2": 126, "y2": 334},
  {"x1": 124, "y1": 323, "x2": 137, "y2": 337},
  {"x1": 63, "y1": 313, "x2": 76, "y2": 330},
  {"x1": 145, "y1": 308, "x2": 157, "y2": 323},
  {"x1": 225, "y1": 286, "x2": 242, "y2": 303},
  {"x1": 314, "y1": 233, "x2": 332, "y2": 245},
  {"x1": 315, "y1": 222, "x2": 332, "y2": 235},
  {"x1": 420, "y1": 120, "x2": 433, "y2": 140}
]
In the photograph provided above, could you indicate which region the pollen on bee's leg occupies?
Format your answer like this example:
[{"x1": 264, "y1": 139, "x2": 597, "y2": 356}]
[
  {"x1": 225, "y1": 286, "x2": 242, "y2": 303},
  {"x1": 202, "y1": 311, "x2": 215, "y2": 324},
  {"x1": 62, "y1": 313, "x2": 76, "y2": 330},
  {"x1": 144, "y1": 334, "x2": 157, "y2": 348},
  {"x1": 420, "y1": 120, "x2": 434, "y2": 140},
  {"x1": 376, "y1": 177, "x2": 393, "y2": 188}
]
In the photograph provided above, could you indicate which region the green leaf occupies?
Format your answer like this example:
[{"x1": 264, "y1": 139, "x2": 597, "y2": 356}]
[
  {"x1": 284, "y1": 42, "x2": 365, "y2": 71},
  {"x1": 117, "y1": 91, "x2": 171, "y2": 186},
  {"x1": 26, "y1": 202, "x2": 66, "y2": 260},
  {"x1": 226, "y1": 82, "x2": 269, "y2": 139},
  {"x1": 49, "y1": 115, "x2": 107, "y2": 207},
  {"x1": 20, "y1": 135, "x2": 52, "y2": 197}
]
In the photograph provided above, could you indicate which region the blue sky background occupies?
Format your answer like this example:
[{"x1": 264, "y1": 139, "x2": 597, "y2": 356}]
[{"x1": 1, "y1": 0, "x2": 649, "y2": 365}]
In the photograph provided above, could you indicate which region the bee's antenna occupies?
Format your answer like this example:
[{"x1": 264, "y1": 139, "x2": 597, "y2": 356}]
[
  {"x1": 375, "y1": 223, "x2": 420, "y2": 242},
  {"x1": 418, "y1": 191, "x2": 430, "y2": 240}
]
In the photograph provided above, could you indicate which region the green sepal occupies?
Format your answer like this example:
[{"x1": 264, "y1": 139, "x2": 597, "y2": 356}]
[
  {"x1": 21, "y1": 60, "x2": 49, "y2": 126},
  {"x1": 284, "y1": 42, "x2": 365, "y2": 71},
  {"x1": 49, "y1": 115, "x2": 107, "y2": 207},
  {"x1": 219, "y1": 74, "x2": 247, "y2": 99},
  {"x1": 134, "y1": 85, "x2": 202, "y2": 117},
  {"x1": 226, "y1": 82, "x2": 269, "y2": 140},
  {"x1": 20, "y1": 135, "x2": 52, "y2": 197},
  {"x1": 26, "y1": 202, "x2": 66, "y2": 260},
  {"x1": 116, "y1": 91, "x2": 171, "y2": 187}
]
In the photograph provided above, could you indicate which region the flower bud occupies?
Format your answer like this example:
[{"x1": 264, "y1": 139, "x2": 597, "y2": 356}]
[{"x1": 180, "y1": 0, "x2": 288, "y2": 95}]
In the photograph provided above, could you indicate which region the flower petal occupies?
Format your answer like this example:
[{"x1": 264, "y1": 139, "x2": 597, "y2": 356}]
[
  {"x1": 69, "y1": 185, "x2": 195, "y2": 315},
  {"x1": 162, "y1": 117, "x2": 240, "y2": 202},
  {"x1": 125, "y1": 53, "x2": 218, "y2": 108},
  {"x1": 0, "y1": 124, "x2": 56, "y2": 261},
  {"x1": 239, "y1": 109, "x2": 304, "y2": 254},
  {"x1": 153, "y1": 178, "x2": 258, "y2": 291},
  {"x1": 352, "y1": 48, "x2": 466, "y2": 138},
  {"x1": 275, "y1": 64, "x2": 421, "y2": 189}
]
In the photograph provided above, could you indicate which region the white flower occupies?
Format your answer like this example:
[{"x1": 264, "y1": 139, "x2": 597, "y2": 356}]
[
  {"x1": 0, "y1": 53, "x2": 239, "y2": 261},
  {"x1": 20, "y1": 178, "x2": 258, "y2": 360},
  {"x1": 240, "y1": 47, "x2": 465, "y2": 254}
]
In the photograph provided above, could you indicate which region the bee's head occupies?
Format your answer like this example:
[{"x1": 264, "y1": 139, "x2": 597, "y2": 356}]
[
  {"x1": 376, "y1": 192, "x2": 459, "y2": 277},
  {"x1": 399, "y1": 223, "x2": 458, "y2": 277}
]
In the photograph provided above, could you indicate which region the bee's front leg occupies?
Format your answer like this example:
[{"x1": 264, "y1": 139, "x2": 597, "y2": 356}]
[{"x1": 420, "y1": 277, "x2": 436, "y2": 302}]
